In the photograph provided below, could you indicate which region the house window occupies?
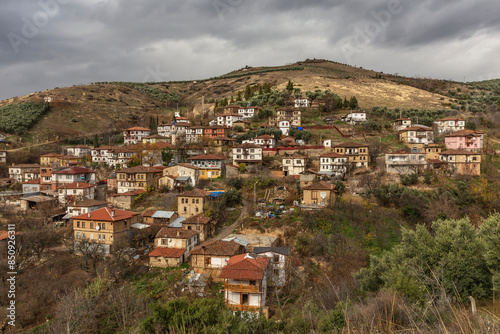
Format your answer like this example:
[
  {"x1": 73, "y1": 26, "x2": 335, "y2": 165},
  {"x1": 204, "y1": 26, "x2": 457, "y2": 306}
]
[
  {"x1": 274, "y1": 255, "x2": 280, "y2": 262},
  {"x1": 162, "y1": 239, "x2": 167, "y2": 245},
  {"x1": 90, "y1": 222, "x2": 93, "y2": 229},
  {"x1": 196, "y1": 199, "x2": 199, "y2": 204},
  {"x1": 82, "y1": 222, "x2": 85, "y2": 228},
  {"x1": 184, "y1": 207, "x2": 187, "y2": 212},
  {"x1": 274, "y1": 269, "x2": 280, "y2": 277},
  {"x1": 77, "y1": 221, "x2": 80, "y2": 228},
  {"x1": 102, "y1": 234, "x2": 105, "y2": 240},
  {"x1": 241, "y1": 294, "x2": 249, "y2": 305},
  {"x1": 196, "y1": 207, "x2": 199, "y2": 212},
  {"x1": 181, "y1": 198, "x2": 185, "y2": 204},
  {"x1": 249, "y1": 280, "x2": 256, "y2": 285},
  {"x1": 76, "y1": 232, "x2": 80, "y2": 239}
]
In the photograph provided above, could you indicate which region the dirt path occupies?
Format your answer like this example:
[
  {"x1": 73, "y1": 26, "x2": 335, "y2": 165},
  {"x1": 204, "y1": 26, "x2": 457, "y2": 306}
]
[
  {"x1": 213, "y1": 199, "x2": 251, "y2": 240},
  {"x1": 7, "y1": 139, "x2": 64, "y2": 151}
]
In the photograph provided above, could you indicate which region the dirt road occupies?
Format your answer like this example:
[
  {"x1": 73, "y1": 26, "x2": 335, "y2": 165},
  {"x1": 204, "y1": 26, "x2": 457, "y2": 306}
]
[{"x1": 212, "y1": 199, "x2": 252, "y2": 240}]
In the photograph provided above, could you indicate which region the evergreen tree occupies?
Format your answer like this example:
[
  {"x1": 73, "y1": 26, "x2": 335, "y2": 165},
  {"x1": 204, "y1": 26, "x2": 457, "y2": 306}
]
[
  {"x1": 236, "y1": 91, "x2": 242, "y2": 101},
  {"x1": 262, "y1": 82, "x2": 271, "y2": 94},
  {"x1": 258, "y1": 85, "x2": 263, "y2": 95},
  {"x1": 349, "y1": 96, "x2": 358, "y2": 109},
  {"x1": 286, "y1": 79, "x2": 294, "y2": 91},
  {"x1": 93, "y1": 134, "x2": 99, "y2": 148},
  {"x1": 244, "y1": 85, "x2": 252, "y2": 100},
  {"x1": 343, "y1": 97, "x2": 349, "y2": 109}
]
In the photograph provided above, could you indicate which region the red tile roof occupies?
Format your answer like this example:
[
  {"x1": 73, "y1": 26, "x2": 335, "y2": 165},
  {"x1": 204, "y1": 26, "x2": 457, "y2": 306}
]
[
  {"x1": 254, "y1": 135, "x2": 275, "y2": 140},
  {"x1": 333, "y1": 142, "x2": 369, "y2": 148},
  {"x1": 303, "y1": 181, "x2": 335, "y2": 191},
  {"x1": 156, "y1": 227, "x2": 198, "y2": 239},
  {"x1": 320, "y1": 152, "x2": 347, "y2": 158},
  {"x1": 437, "y1": 117, "x2": 465, "y2": 121},
  {"x1": 176, "y1": 163, "x2": 200, "y2": 170},
  {"x1": 444, "y1": 130, "x2": 483, "y2": 137},
  {"x1": 23, "y1": 178, "x2": 40, "y2": 184},
  {"x1": 182, "y1": 214, "x2": 212, "y2": 225},
  {"x1": 142, "y1": 209, "x2": 157, "y2": 217},
  {"x1": 188, "y1": 154, "x2": 227, "y2": 160},
  {"x1": 118, "y1": 166, "x2": 163, "y2": 174},
  {"x1": 72, "y1": 207, "x2": 139, "y2": 221},
  {"x1": 149, "y1": 247, "x2": 186, "y2": 258},
  {"x1": 399, "y1": 126, "x2": 432, "y2": 132},
  {"x1": 124, "y1": 127, "x2": 151, "y2": 131},
  {"x1": 190, "y1": 240, "x2": 243, "y2": 256},
  {"x1": 53, "y1": 168, "x2": 95, "y2": 175},
  {"x1": 219, "y1": 253, "x2": 270, "y2": 281}
]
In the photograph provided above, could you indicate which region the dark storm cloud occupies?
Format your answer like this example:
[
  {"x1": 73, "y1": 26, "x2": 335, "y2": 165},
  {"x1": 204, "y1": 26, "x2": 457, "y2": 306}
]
[{"x1": 1, "y1": 0, "x2": 499, "y2": 100}]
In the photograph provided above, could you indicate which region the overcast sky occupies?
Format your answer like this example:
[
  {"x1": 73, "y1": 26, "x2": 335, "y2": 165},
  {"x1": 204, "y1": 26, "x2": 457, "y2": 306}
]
[{"x1": 1, "y1": 0, "x2": 500, "y2": 101}]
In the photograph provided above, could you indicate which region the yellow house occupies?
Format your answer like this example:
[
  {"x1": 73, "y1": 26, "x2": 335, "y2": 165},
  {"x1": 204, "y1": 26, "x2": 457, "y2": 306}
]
[
  {"x1": 116, "y1": 166, "x2": 163, "y2": 193},
  {"x1": 177, "y1": 188, "x2": 211, "y2": 217},
  {"x1": 72, "y1": 207, "x2": 140, "y2": 254},
  {"x1": 187, "y1": 153, "x2": 227, "y2": 180},
  {"x1": 332, "y1": 142, "x2": 370, "y2": 168},
  {"x1": 439, "y1": 150, "x2": 481, "y2": 176},
  {"x1": 302, "y1": 181, "x2": 336, "y2": 208}
]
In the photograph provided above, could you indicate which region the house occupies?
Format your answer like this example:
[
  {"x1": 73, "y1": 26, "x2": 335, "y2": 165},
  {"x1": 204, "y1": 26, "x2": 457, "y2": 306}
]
[
  {"x1": 0, "y1": 150, "x2": 7, "y2": 163},
  {"x1": 223, "y1": 234, "x2": 279, "y2": 252},
  {"x1": 123, "y1": 127, "x2": 151, "y2": 145},
  {"x1": 393, "y1": 118, "x2": 412, "y2": 131},
  {"x1": 108, "y1": 189, "x2": 145, "y2": 210},
  {"x1": 185, "y1": 126, "x2": 206, "y2": 144},
  {"x1": 154, "y1": 227, "x2": 199, "y2": 252},
  {"x1": 19, "y1": 195, "x2": 57, "y2": 211},
  {"x1": 149, "y1": 248, "x2": 187, "y2": 268},
  {"x1": 63, "y1": 145, "x2": 91, "y2": 158},
  {"x1": 91, "y1": 145, "x2": 117, "y2": 164},
  {"x1": 39, "y1": 153, "x2": 82, "y2": 168},
  {"x1": 302, "y1": 181, "x2": 336, "y2": 208},
  {"x1": 238, "y1": 106, "x2": 261, "y2": 119},
  {"x1": 158, "y1": 121, "x2": 189, "y2": 139},
  {"x1": 332, "y1": 142, "x2": 370, "y2": 168},
  {"x1": 281, "y1": 154, "x2": 307, "y2": 176},
  {"x1": 224, "y1": 105, "x2": 242, "y2": 114},
  {"x1": 220, "y1": 253, "x2": 270, "y2": 314},
  {"x1": 439, "y1": 150, "x2": 481, "y2": 176},
  {"x1": 399, "y1": 126, "x2": 434, "y2": 146},
  {"x1": 233, "y1": 120, "x2": 250, "y2": 130},
  {"x1": 299, "y1": 170, "x2": 319, "y2": 188},
  {"x1": 203, "y1": 126, "x2": 231, "y2": 139},
  {"x1": 8, "y1": 164, "x2": 40, "y2": 183},
  {"x1": 52, "y1": 168, "x2": 96, "y2": 190},
  {"x1": 116, "y1": 166, "x2": 163, "y2": 194},
  {"x1": 253, "y1": 247, "x2": 290, "y2": 287},
  {"x1": 188, "y1": 153, "x2": 227, "y2": 179},
  {"x1": 65, "y1": 199, "x2": 108, "y2": 218},
  {"x1": 279, "y1": 121, "x2": 291, "y2": 135},
  {"x1": 217, "y1": 113, "x2": 243, "y2": 128},
  {"x1": 160, "y1": 163, "x2": 199, "y2": 189},
  {"x1": 424, "y1": 144, "x2": 443, "y2": 160},
  {"x1": 141, "y1": 141, "x2": 178, "y2": 167},
  {"x1": 22, "y1": 178, "x2": 40, "y2": 194},
  {"x1": 57, "y1": 182, "x2": 95, "y2": 204},
  {"x1": 142, "y1": 210, "x2": 178, "y2": 225},
  {"x1": 385, "y1": 151, "x2": 428, "y2": 174},
  {"x1": 273, "y1": 108, "x2": 301, "y2": 127},
  {"x1": 434, "y1": 117, "x2": 465, "y2": 134},
  {"x1": 232, "y1": 143, "x2": 263, "y2": 165},
  {"x1": 190, "y1": 240, "x2": 245, "y2": 279},
  {"x1": 253, "y1": 135, "x2": 277, "y2": 148},
  {"x1": 177, "y1": 188, "x2": 211, "y2": 217},
  {"x1": 294, "y1": 98, "x2": 310, "y2": 108},
  {"x1": 341, "y1": 111, "x2": 366, "y2": 124},
  {"x1": 225, "y1": 163, "x2": 240, "y2": 179},
  {"x1": 72, "y1": 207, "x2": 140, "y2": 254},
  {"x1": 319, "y1": 152, "x2": 348, "y2": 177},
  {"x1": 107, "y1": 146, "x2": 136, "y2": 168},
  {"x1": 280, "y1": 136, "x2": 296, "y2": 147},
  {"x1": 181, "y1": 213, "x2": 215, "y2": 242},
  {"x1": 142, "y1": 134, "x2": 168, "y2": 144},
  {"x1": 444, "y1": 130, "x2": 483, "y2": 152}
]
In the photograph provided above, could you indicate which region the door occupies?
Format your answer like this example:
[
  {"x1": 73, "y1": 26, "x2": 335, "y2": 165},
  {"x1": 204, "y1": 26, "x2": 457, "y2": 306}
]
[{"x1": 207, "y1": 171, "x2": 211, "y2": 178}]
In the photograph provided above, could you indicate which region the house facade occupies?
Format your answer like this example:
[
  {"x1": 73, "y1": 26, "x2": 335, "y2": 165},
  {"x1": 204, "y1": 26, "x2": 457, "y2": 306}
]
[
  {"x1": 274, "y1": 108, "x2": 301, "y2": 127},
  {"x1": 439, "y1": 150, "x2": 481, "y2": 176},
  {"x1": 181, "y1": 213, "x2": 215, "y2": 242},
  {"x1": 444, "y1": 130, "x2": 483, "y2": 152},
  {"x1": 154, "y1": 227, "x2": 199, "y2": 253},
  {"x1": 434, "y1": 117, "x2": 465, "y2": 134},
  {"x1": 72, "y1": 207, "x2": 140, "y2": 254},
  {"x1": 9, "y1": 164, "x2": 40, "y2": 183},
  {"x1": 116, "y1": 166, "x2": 163, "y2": 193},
  {"x1": 385, "y1": 151, "x2": 428, "y2": 174},
  {"x1": 253, "y1": 247, "x2": 290, "y2": 287},
  {"x1": 160, "y1": 163, "x2": 199, "y2": 188},
  {"x1": 190, "y1": 240, "x2": 245, "y2": 279},
  {"x1": 177, "y1": 189, "x2": 211, "y2": 217},
  {"x1": 238, "y1": 107, "x2": 261, "y2": 119},
  {"x1": 220, "y1": 253, "x2": 270, "y2": 314},
  {"x1": 217, "y1": 113, "x2": 243, "y2": 127},
  {"x1": 123, "y1": 127, "x2": 151, "y2": 145},
  {"x1": 393, "y1": 118, "x2": 412, "y2": 131},
  {"x1": 0, "y1": 150, "x2": 6, "y2": 164},
  {"x1": 319, "y1": 152, "x2": 348, "y2": 177},
  {"x1": 341, "y1": 111, "x2": 366, "y2": 124},
  {"x1": 232, "y1": 143, "x2": 263, "y2": 165},
  {"x1": 63, "y1": 145, "x2": 91, "y2": 158},
  {"x1": 294, "y1": 98, "x2": 310, "y2": 108},
  {"x1": 281, "y1": 154, "x2": 307, "y2": 176},
  {"x1": 399, "y1": 126, "x2": 434, "y2": 146},
  {"x1": 188, "y1": 153, "x2": 227, "y2": 179},
  {"x1": 253, "y1": 135, "x2": 277, "y2": 148},
  {"x1": 302, "y1": 181, "x2": 336, "y2": 208},
  {"x1": 57, "y1": 182, "x2": 95, "y2": 204},
  {"x1": 332, "y1": 142, "x2": 370, "y2": 168}
]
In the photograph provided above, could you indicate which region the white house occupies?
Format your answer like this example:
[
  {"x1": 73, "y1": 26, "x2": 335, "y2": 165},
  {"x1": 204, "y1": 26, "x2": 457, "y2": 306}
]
[
  {"x1": 282, "y1": 154, "x2": 307, "y2": 177},
  {"x1": 294, "y1": 98, "x2": 310, "y2": 108},
  {"x1": 123, "y1": 127, "x2": 151, "y2": 145},
  {"x1": 341, "y1": 111, "x2": 366, "y2": 124},
  {"x1": 57, "y1": 182, "x2": 96, "y2": 204},
  {"x1": 232, "y1": 143, "x2": 263, "y2": 165},
  {"x1": 253, "y1": 247, "x2": 290, "y2": 287},
  {"x1": 434, "y1": 117, "x2": 466, "y2": 134},
  {"x1": 278, "y1": 120, "x2": 290, "y2": 135},
  {"x1": 63, "y1": 145, "x2": 91, "y2": 158},
  {"x1": 216, "y1": 113, "x2": 243, "y2": 128},
  {"x1": 155, "y1": 227, "x2": 200, "y2": 253},
  {"x1": 319, "y1": 152, "x2": 348, "y2": 177},
  {"x1": 238, "y1": 107, "x2": 260, "y2": 119}
]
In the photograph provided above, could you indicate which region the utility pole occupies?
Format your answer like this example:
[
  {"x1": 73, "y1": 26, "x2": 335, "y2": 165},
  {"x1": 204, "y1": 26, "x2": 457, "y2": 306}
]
[{"x1": 254, "y1": 181, "x2": 258, "y2": 204}]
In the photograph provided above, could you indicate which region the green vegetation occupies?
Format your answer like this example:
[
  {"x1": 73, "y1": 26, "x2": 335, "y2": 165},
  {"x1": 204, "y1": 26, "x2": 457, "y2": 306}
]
[
  {"x1": 0, "y1": 102, "x2": 50, "y2": 134},
  {"x1": 371, "y1": 106, "x2": 449, "y2": 126},
  {"x1": 94, "y1": 81, "x2": 181, "y2": 102}
]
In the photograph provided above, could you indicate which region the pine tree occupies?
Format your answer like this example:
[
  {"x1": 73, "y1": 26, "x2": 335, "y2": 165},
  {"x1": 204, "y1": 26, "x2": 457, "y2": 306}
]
[
  {"x1": 349, "y1": 96, "x2": 358, "y2": 109},
  {"x1": 244, "y1": 85, "x2": 252, "y2": 100},
  {"x1": 236, "y1": 91, "x2": 242, "y2": 101},
  {"x1": 262, "y1": 82, "x2": 271, "y2": 94},
  {"x1": 286, "y1": 80, "x2": 294, "y2": 91},
  {"x1": 258, "y1": 85, "x2": 263, "y2": 95}
]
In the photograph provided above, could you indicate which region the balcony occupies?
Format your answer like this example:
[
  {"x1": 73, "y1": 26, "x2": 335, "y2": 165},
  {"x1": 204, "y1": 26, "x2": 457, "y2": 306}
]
[
  {"x1": 224, "y1": 282, "x2": 262, "y2": 293},
  {"x1": 225, "y1": 302, "x2": 261, "y2": 312}
]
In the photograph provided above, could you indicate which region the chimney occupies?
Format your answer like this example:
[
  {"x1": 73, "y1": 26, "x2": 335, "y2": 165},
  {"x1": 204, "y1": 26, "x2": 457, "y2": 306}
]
[
  {"x1": 177, "y1": 230, "x2": 180, "y2": 237},
  {"x1": 111, "y1": 209, "x2": 115, "y2": 217},
  {"x1": 87, "y1": 212, "x2": 90, "y2": 218}
]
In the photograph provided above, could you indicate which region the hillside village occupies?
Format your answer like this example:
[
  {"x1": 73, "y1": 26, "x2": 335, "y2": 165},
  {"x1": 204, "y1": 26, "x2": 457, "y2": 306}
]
[{"x1": 0, "y1": 65, "x2": 500, "y2": 332}]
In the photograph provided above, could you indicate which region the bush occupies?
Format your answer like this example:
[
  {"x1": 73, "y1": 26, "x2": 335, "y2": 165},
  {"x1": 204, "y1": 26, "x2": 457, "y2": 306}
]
[
  {"x1": 400, "y1": 173, "x2": 418, "y2": 186},
  {"x1": 0, "y1": 102, "x2": 50, "y2": 134}
]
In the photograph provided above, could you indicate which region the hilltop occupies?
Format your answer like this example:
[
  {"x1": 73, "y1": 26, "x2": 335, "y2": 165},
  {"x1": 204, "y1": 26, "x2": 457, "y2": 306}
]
[{"x1": 0, "y1": 59, "x2": 497, "y2": 146}]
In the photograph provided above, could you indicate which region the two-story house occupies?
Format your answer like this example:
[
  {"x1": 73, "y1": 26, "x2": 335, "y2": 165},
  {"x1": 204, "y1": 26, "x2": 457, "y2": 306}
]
[
  {"x1": 393, "y1": 118, "x2": 412, "y2": 131},
  {"x1": 232, "y1": 143, "x2": 263, "y2": 165},
  {"x1": 217, "y1": 113, "x2": 243, "y2": 128},
  {"x1": 123, "y1": 127, "x2": 151, "y2": 145},
  {"x1": 434, "y1": 117, "x2": 465, "y2": 134},
  {"x1": 341, "y1": 111, "x2": 367, "y2": 124},
  {"x1": 319, "y1": 152, "x2": 348, "y2": 177},
  {"x1": 91, "y1": 145, "x2": 117, "y2": 164},
  {"x1": 439, "y1": 150, "x2": 481, "y2": 176},
  {"x1": 188, "y1": 153, "x2": 227, "y2": 179},
  {"x1": 72, "y1": 207, "x2": 140, "y2": 254},
  {"x1": 9, "y1": 164, "x2": 40, "y2": 183},
  {"x1": 281, "y1": 154, "x2": 307, "y2": 176},
  {"x1": 52, "y1": 167, "x2": 96, "y2": 190},
  {"x1": 107, "y1": 146, "x2": 136, "y2": 168},
  {"x1": 185, "y1": 126, "x2": 206, "y2": 144},
  {"x1": 142, "y1": 210, "x2": 178, "y2": 225},
  {"x1": 154, "y1": 227, "x2": 199, "y2": 252},
  {"x1": 273, "y1": 108, "x2": 301, "y2": 127},
  {"x1": 279, "y1": 120, "x2": 291, "y2": 135},
  {"x1": 253, "y1": 247, "x2": 290, "y2": 287},
  {"x1": 63, "y1": 145, "x2": 91, "y2": 158},
  {"x1": 142, "y1": 134, "x2": 169, "y2": 144},
  {"x1": 0, "y1": 150, "x2": 6, "y2": 164},
  {"x1": 116, "y1": 166, "x2": 163, "y2": 194},
  {"x1": 294, "y1": 98, "x2": 310, "y2": 108},
  {"x1": 399, "y1": 126, "x2": 434, "y2": 146},
  {"x1": 65, "y1": 199, "x2": 108, "y2": 218},
  {"x1": 58, "y1": 182, "x2": 95, "y2": 204},
  {"x1": 190, "y1": 239, "x2": 245, "y2": 279},
  {"x1": 302, "y1": 181, "x2": 336, "y2": 208},
  {"x1": 160, "y1": 163, "x2": 199, "y2": 189},
  {"x1": 203, "y1": 125, "x2": 231, "y2": 139},
  {"x1": 385, "y1": 151, "x2": 428, "y2": 174},
  {"x1": 332, "y1": 142, "x2": 370, "y2": 168},
  {"x1": 181, "y1": 213, "x2": 215, "y2": 242},
  {"x1": 177, "y1": 189, "x2": 211, "y2": 217},
  {"x1": 238, "y1": 106, "x2": 261, "y2": 119},
  {"x1": 220, "y1": 253, "x2": 270, "y2": 314},
  {"x1": 444, "y1": 130, "x2": 483, "y2": 152},
  {"x1": 253, "y1": 135, "x2": 277, "y2": 148}
]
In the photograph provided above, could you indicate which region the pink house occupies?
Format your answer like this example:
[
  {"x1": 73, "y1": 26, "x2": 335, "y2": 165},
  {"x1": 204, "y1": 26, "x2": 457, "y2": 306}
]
[{"x1": 445, "y1": 130, "x2": 483, "y2": 152}]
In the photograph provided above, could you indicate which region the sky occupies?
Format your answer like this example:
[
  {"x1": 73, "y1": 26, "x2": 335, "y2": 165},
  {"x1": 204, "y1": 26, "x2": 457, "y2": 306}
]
[{"x1": 1, "y1": 0, "x2": 500, "y2": 101}]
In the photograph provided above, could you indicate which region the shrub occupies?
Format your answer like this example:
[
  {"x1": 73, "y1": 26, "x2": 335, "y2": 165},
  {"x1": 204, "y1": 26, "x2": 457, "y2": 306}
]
[{"x1": 400, "y1": 173, "x2": 418, "y2": 186}]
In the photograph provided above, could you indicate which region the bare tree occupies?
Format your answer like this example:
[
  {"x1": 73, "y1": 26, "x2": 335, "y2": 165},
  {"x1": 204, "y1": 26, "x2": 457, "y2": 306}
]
[{"x1": 74, "y1": 239, "x2": 107, "y2": 277}]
